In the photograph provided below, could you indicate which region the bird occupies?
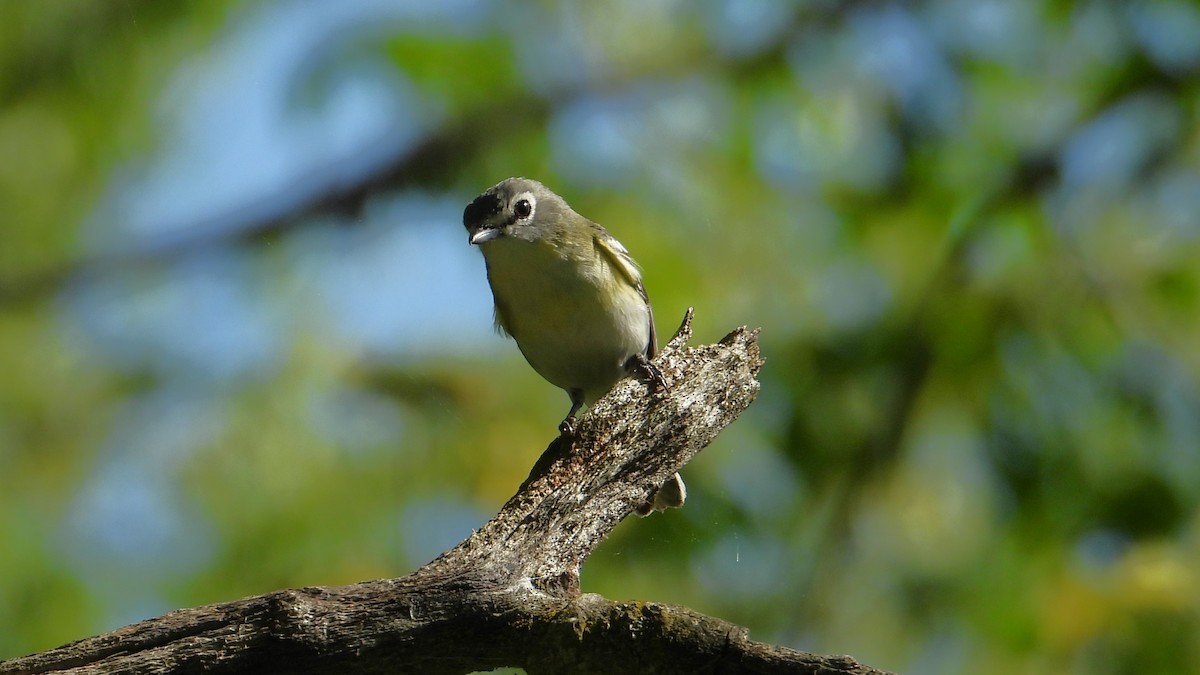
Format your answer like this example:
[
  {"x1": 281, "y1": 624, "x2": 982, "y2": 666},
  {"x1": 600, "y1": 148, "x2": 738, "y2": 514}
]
[{"x1": 463, "y1": 177, "x2": 685, "y2": 516}]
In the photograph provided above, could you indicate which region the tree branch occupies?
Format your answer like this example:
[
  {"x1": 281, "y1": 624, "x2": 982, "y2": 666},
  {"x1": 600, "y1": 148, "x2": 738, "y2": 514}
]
[{"x1": 2, "y1": 311, "x2": 891, "y2": 675}]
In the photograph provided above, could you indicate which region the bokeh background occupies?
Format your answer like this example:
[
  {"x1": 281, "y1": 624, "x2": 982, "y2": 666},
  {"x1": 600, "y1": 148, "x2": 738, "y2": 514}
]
[{"x1": 3, "y1": 1, "x2": 1199, "y2": 672}]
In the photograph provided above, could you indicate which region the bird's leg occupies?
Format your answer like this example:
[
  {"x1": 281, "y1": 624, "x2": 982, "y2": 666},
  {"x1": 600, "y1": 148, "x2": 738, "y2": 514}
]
[
  {"x1": 559, "y1": 389, "x2": 585, "y2": 436},
  {"x1": 624, "y1": 353, "x2": 666, "y2": 394}
]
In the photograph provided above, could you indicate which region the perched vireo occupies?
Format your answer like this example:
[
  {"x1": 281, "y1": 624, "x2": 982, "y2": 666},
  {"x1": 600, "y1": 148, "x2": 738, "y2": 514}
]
[{"x1": 463, "y1": 177, "x2": 685, "y2": 516}]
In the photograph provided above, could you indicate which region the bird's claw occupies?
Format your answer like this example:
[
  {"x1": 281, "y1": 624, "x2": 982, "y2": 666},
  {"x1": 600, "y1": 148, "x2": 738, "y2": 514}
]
[{"x1": 625, "y1": 354, "x2": 666, "y2": 394}]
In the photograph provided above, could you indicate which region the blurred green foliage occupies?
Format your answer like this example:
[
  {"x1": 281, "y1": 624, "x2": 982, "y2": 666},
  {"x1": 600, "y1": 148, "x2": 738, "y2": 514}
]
[{"x1": 2, "y1": 1, "x2": 1199, "y2": 674}]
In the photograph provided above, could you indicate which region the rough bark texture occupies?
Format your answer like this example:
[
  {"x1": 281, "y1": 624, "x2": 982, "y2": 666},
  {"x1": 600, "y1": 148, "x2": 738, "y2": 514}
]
[{"x1": 2, "y1": 311, "x2": 891, "y2": 675}]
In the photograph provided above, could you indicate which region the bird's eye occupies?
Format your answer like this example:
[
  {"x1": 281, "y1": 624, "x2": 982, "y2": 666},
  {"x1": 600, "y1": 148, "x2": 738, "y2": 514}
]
[{"x1": 514, "y1": 199, "x2": 532, "y2": 219}]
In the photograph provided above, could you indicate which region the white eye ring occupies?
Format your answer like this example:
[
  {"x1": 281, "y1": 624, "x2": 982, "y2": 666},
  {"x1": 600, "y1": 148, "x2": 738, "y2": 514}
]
[{"x1": 513, "y1": 193, "x2": 535, "y2": 220}]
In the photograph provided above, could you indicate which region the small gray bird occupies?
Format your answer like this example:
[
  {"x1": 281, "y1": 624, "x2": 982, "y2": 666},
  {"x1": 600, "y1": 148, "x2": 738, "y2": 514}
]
[{"x1": 463, "y1": 177, "x2": 685, "y2": 516}]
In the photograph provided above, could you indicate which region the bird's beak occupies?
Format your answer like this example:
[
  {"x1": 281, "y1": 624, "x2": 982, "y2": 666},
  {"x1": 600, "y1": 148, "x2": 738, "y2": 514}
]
[{"x1": 468, "y1": 226, "x2": 502, "y2": 246}]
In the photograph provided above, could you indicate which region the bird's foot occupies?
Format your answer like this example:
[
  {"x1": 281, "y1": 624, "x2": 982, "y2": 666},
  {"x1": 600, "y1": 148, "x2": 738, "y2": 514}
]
[
  {"x1": 558, "y1": 415, "x2": 578, "y2": 437},
  {"x1": 625, "y1": 353, "x2": 666, "y2": 394}
]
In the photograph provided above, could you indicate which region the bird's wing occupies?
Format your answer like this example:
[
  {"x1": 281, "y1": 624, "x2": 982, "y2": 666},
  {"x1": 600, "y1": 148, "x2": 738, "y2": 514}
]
[
  {"x1": 645, "y1": 298, "x2": 658, "y2": 359},
  {"x1": 594, "y1": 230, "x2": 657, "y2": 358}
]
